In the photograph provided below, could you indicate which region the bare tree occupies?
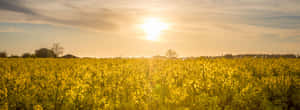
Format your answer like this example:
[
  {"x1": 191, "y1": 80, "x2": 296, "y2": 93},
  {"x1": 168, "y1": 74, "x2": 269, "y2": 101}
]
[
  {"x1": 51, "y1": 43, "x2": 64, "y2": 57},
  {"x1": 165, "y1": 49, "x2": 178, "y2": 58}
]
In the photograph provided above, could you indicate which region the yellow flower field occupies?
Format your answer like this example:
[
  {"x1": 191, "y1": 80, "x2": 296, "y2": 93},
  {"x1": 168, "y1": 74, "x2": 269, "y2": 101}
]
[{"x1": 0, "y1": 58, "x2": 299, "y2": 110}]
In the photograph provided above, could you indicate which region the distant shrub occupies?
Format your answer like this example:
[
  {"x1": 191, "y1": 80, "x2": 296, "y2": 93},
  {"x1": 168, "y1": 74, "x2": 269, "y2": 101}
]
[
  {"x1": 9, "y1": 55, "x2": 20, "y2": 58},
  {"x1": 62, "y1": 54, "x2": 78, "y2": 58}
]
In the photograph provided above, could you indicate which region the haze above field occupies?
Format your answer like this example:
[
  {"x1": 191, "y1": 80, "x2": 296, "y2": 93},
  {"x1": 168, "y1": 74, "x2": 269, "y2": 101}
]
[{"x1": 0, "y1": 0, "x2": 300, "y2": 57}]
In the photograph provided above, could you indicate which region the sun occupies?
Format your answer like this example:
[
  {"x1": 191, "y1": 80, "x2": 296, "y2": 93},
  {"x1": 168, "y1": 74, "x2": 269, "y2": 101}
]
[{"x1": 140, "y1": 18, "x2": 168, "y2": 41}]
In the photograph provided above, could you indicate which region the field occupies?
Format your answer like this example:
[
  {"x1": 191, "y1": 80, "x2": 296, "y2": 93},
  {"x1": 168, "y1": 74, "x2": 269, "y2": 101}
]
[{"x1": 0, "y1": 58, "x2": 299, "y2": 110}]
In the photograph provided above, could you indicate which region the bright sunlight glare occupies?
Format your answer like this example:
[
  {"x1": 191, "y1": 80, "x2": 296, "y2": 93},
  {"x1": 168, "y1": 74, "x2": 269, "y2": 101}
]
[{"x1": 141, "y1": 18, "x2": 168, "y2": 41}]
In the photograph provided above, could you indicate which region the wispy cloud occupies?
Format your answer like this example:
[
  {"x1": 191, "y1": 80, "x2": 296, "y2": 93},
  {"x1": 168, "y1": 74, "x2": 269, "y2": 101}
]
[
  {"x1": 0, "y1": 0, "x2": 38, "y2": 15},
  {"x1": 0, "y1": 0, "x2": 146, "y2": 31},
  {"x1": 0, "y1": 0, "x2": 300, "y2": 39}
]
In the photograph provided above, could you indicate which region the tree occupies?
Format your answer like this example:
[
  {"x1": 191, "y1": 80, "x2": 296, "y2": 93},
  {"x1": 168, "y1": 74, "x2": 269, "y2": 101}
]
[
  {"x1": 35, "y1": 48, "x2": 56, "y2": 58},
  {"x1": 165, "y1": 49, "x2": 178, "y2": 58},
  {"x1": 22, "y1": 53, "x2": 34, "y2": 58},
  {"x1": 51, "y1": 43, "x2": 64, "y2": 57},
  {"x1": 0, "y1": 52, "x2": 7, "y2": 58},
  {"x1": 62, "y1": 54, "x2": 78, "y2": 58}
]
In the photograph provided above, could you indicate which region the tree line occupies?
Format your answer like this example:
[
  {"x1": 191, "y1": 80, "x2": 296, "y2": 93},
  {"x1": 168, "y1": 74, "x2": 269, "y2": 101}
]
[
  {"x1": 1, "y1": 45, "x2": 298, "y2": 59},
  {"x1": 0, "y1": 45, "x2": 180, "y2": 59},
  {"x1": 0, "y1": 43, "x2": 77, "y2": 58}
]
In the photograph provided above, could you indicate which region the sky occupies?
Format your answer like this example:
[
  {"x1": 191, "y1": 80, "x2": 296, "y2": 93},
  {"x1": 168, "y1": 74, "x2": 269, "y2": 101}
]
[{"x1": 0, "y1": 0, "x2": 300, "y2": 57}]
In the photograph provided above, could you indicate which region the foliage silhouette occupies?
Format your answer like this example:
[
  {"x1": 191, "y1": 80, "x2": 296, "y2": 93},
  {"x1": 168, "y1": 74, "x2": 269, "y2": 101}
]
[
  {"x1": 165, "y1": 49, "x2": 178, "y2": 58},
  {"x1": 22, "y1": 53, "x2": 35, "y2": 58},
  {"x1": 9, "y1": 55, "x2": 20, "y2": 58},
  {"x1": 62, "y1": 54, "x2": 78, "y2": 58},
  {"x1": 35, "y1": 48, "x2": 56, "y2": 58},
  {"x1": 0, "y1": 52, "x2": 7, "y2": 58}
]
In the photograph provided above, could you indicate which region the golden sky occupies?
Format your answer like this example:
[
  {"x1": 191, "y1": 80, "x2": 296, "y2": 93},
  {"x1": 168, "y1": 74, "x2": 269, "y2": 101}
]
[{"x1": 0, "y1": 0, "x2": 300, "y2": 57}]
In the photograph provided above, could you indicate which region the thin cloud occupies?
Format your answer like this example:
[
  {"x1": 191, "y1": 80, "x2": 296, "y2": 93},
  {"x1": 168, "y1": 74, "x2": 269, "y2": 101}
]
[
  {"x1": 0, "y1": 0, "x2": 38, "y2": 15},
  {"x1": 0, "y1": 0, "x2": 300, "y2": 37},
  {"x1": 0, "y1": 0, "x2": 143, "y2": 31},
  {"x1": 0, "y1": 27, "x2": 24, "y2": 32}
]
